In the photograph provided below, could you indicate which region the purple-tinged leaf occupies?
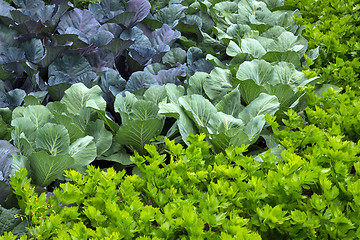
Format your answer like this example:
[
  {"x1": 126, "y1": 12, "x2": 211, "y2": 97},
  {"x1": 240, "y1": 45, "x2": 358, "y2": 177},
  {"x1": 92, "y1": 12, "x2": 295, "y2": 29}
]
[
  {"x1": 102, "y1": 38, "x2": 133, "y2": 57},
  {"x1": 10, "y1": 20, "x2": 46, "y2": 34},
  {"x1": 0, "y1": 47, "x2": 25, "y2": 64},
  {"x1": 107, "y1": 11, "x2": 135, "y2": 28},
  {"x1": 90, "y1": 30, "x2": 114, "y2": 47},
  {"x1": 149, "y1": 24, "x2": 181, "y2": 47},
  {"x1": 154, "y1": 64, "x2": 186, "y2": 85},
  {"x1": 88, "y1": 0, "x2": 125, "y2": 23},
  {"x1": 84, "y1": 49, "x2": 115, "y2": 73},
  {"x1": 99, "y1": 23, "x2": 123, "y2": 38},
  {"x1": 0, "y1": 0, "x2": 15, "y2": 20},
  {"x1": 57, "y1": 9, "x2": 100, "y2": 38},
  {"x1": 126, "y1": 0, "x2": 151, "y2": 27},
  {"x1": 13, "y1": 0, "x2": 45, "y2": 11}
]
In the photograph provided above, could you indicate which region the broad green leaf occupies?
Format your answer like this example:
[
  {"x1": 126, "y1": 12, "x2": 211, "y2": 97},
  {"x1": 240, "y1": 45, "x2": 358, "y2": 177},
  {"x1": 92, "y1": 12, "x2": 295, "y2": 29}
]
[
  {"x1": 179, "y1": 94, "x2": 217, "y2": 130},
  {"x1": 210, "y1": 129, "x2": 250, "y2": 153},
  {"x1": 11, "y1": 154, "x2": 30, "y2": 176},
  {"x1": 114, "y1": 92, "x2": 138, "y2": 125},
  {"x1": 69, "y1": 136, "x2": 97, "y2": 167},
  {"x1": 164, "y1": 84, "x2": 185, "y2": 104},
  {"x1": 261, "y1": 51, "x2": 300, "y2": 69},
  {"x1": 130, "y1": 100, "x2": 160, "y2": 121},
  {"x1": 159, "y1": 102, "x2": 198, "y2": 145},
  {"x1": 244, "y1": 115, "x2": 266, "y2": 142},
  {"x1": 35, "y1": 123, "x2": 70, "y2": 155},
  {"x1": 61, "y1": 83, "x2": 106, "y2": 115},
  {"x1": 272, "y1": 62, "x2": 307, "y2": 87},
  {"x1": 97, "y1": 142, "x2": 132, "y2": 165},
  {"x1": 215, "y1": 87, "x2": 244, "y2": 117},
  {"x1": 11, "y1": 117, "x2": 37, "y2": 143},
  {"x1": 267, "y1": 31, "x2": 308, "y2": 56},
  {"x1": 143, "y1": 85, "x2": 167, "y2": 105},
  {"x1": 236, "y1": 59, "x2": 274, "y2": 85},
  {"x1": 237, "y1": 0, "x2": 275, "y2": 25},
  {"x1": 29, "y1": 151, "x2": 74, "y2": 187},
  {"x1": 162, "y1": 48, "x2": 187, "y2": 66},
  {"x1": 85, "y1": 120, "x2": 112, "y2": 156},
  {"x1": 53, "y1": 114, "x2": 85, "y2": 144},
  {"x1": 207, "y1": 112, "x2": 244, "y2": 134},
  {"x1": 73, "y1": 107, "x2": 91, "y2": 132},
  {"x1": 22, "y1": 105, "x2": 52, "y2": 129},
  {"x1": 115, "y1": 118, "x2": 164, "y2": 155},
  {"x1": 203, "y1": 67, "x2": 233, "y2": 103},
  {"x1": 263, "y1": 83, "x2": 296, "y2": 108},
  {"x1": 86, "y1": 100, "x2": 119, "y2": 133},
  {"x1": 226, "y1": 40, "x2": 242, "y2": 57},
  {"x1": 237, "y1": 79, "x2": 266, "y2": 105},
  {"x1": 240, "y1": 38, "x2": 266, "y2": 58},
  {"x1": 46, "y1": 102, "x2": 68, "y2": 115},
  {"x1": 187, "y1": 72, "x2": 208, "y2": 96},
  {"x1": 238, "y1": 93, "x2": 280, "y2": 123}
]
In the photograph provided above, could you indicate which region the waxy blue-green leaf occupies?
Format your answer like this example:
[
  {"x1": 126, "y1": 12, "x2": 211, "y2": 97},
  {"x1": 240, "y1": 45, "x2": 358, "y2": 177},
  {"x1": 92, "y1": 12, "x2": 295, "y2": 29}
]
[
  {"x1": 153, "y1": 4, "x2": 187, "y2": 28},
  {"x1": 207, "y1": 112, "x2": 245, "y2": 134},
  {"x1": 69, "y1": 136, "x2": 97, "y2": 168},
  {"x1": 237, "y1": 0, "x2": 275, "y2": 25},
  {"x1": 215, "y1": 87, "x2": 244, "y2": 117},
  {"x1": 143, "y1": 85, "x2": 167, "y2": 105},
  {"x1": 267, "y1": 31, "x2": 308, "y2": 56},
  {"x1": 187, "y1": 72, "x2": 207, "y2": 96},
  {"x1": 261, "y1": 51, "x2": 300, "y2": 69},
  {"x1": 22, "y1": 105, "x2": 51, "y2": 129},
  {"x1": 22, "y1": 38, "x2": 44, "y2": 63},
  {"x1": 48, "y1": 54, "x2": 96, "y2": 91},
  {"x1": 88, "y1": 0, "x2": 125, "y2": 23},
  {"x1": 236, "y1": 59, "x2": 274, "y2": 85},
  {"x1": 29, "y1": 151, "x2": 74, "y2": 187},
  {"x1": 244, "y1": 115, "x2": 266, "y2": 142},
  {"x1": 162, "y1": 48, "x2": 187, "y2": 67},
  {"x1": 238, "y1": 93, "x2": 280, "y2": 123},
  {"x1": 115, "y1": 118, "x2": 163, "y2": 155},
  {"x1": 125, "y1": 71, "x2": 157, "y2": 92},
  {"x1": 0, "y1": 140, "x2": 18, "y2": 183},
  {"x1": 61, "y1": 83, "x2": 106, "y2": 116},
  {"x1": 203, "y1": 67, "x2": 233, "y2": 103},
  {"x1": 179, "y1": 94, "x2": 217, "y2": 130},
  {"x1": 35, "y1": 123, "x2": 70, "y2": 155},
  {"x1": 53, "y1": 114, "x2": 85, "y2": 144},
  {"x1": 85, "y1": 120, "x2": 112, "y2": 156},
  {"x1": 272, "y1": 62, "x2": 307, "y2": 87}
]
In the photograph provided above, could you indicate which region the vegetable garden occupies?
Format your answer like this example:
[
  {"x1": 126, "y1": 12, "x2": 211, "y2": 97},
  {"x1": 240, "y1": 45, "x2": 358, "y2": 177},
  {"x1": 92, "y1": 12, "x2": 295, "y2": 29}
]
[{"x1": 0, "y1": 0, "x2": 359, "y2": 238}]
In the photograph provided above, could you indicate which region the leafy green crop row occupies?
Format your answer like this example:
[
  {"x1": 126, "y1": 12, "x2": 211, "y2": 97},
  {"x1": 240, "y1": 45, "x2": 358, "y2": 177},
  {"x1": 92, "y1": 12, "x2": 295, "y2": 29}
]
[
  {"x1": 2, "y1": 0, "x2": 360, "y2": 238},
  {"x1": 286, "y1": 0, "x2": 360, "y2": 91},
  {"x1": 3, "y1": 115, "x2": 360, "y2": 239}
]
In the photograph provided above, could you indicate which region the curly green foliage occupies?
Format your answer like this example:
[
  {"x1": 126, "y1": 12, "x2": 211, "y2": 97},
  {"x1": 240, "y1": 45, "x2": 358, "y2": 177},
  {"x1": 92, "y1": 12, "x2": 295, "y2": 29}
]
[
  {"x1": 285, "y1": 0, "x2": 360, "y2": 91},
  {"x1": 305, "y1": 86, "x2": 360, "y2": 142},
  {"x1": 5, "y1": 132, "x2": 360, "y2": 239}
]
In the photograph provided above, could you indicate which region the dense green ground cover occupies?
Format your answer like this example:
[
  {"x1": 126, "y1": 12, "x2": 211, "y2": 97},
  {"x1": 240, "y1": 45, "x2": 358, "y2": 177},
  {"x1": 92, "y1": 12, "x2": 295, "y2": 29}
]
[
  {"x1": 286, "y1": 0, "x2": 360, "y2": 91},
  {"x1": 1, "y1": 0, "x2": 360, "y2": 239}
]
